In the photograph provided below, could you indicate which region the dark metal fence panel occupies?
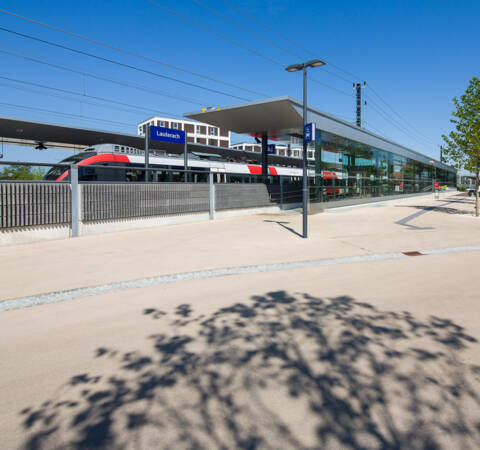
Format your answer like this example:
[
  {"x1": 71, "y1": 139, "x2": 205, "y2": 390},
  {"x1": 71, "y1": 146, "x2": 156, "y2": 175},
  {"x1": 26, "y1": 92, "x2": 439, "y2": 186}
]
[
  {"x1": 0, "y1": 182, "x2": 71, "y2": 228},
  {"x1": 215, "y1": 184, "x2": 273, "y2": 210},
  {"x1": 82, "y1": 183, "x2": 210, "y2": 221}
]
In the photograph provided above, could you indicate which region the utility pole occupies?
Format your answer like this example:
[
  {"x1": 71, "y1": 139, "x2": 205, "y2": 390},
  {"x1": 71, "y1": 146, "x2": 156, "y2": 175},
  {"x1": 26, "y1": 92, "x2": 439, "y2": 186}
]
[{"x1": 354, "y1": 81, "x2": 367, "y2": 127}]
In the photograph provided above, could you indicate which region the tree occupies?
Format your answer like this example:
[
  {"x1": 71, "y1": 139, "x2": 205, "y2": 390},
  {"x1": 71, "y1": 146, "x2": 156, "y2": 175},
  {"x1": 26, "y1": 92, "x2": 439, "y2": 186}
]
[
  {"x1": 441, "y1": 76, "x2": 480, "y2": 216},
  {"x1": 0, "y1": 165, "x2": 45, "y2": 181}
]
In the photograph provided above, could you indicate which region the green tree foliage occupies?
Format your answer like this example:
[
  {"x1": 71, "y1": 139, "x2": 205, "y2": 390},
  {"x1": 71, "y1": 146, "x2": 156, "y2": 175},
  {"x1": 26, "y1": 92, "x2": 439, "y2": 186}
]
[
  {"x1": 0, "y1": 165, "x2": 46, "y2": 181},
  {"x1": 442, "y1": 76, "x2": 480, "y2": 216}
]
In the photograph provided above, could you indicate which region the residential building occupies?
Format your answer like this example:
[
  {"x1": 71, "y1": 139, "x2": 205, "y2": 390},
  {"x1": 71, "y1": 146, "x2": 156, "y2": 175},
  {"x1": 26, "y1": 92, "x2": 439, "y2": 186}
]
[
  {"x1": 231, "y1": 140, "x2": 313, "y2": 159},
  {"x1": 138, "y1": 117, "x2": 231, "y2": 148}
]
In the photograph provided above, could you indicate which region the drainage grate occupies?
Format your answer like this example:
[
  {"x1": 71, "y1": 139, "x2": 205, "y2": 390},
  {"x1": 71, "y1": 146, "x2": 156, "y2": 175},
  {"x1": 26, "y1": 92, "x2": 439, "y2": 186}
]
[{"x1": 402, "y1": 251, "x2": 424, "y2": 257}]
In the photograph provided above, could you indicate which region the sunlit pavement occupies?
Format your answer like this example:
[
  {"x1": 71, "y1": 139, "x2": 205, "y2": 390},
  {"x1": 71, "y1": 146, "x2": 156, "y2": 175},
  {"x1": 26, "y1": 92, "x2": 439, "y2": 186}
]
[{"x1": 1, "y1": 192, "x2": 479, "y2": 449}]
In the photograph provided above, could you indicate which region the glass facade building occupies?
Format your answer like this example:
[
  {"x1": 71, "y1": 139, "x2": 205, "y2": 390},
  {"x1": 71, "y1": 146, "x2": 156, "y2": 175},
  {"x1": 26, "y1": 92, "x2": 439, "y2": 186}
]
[
  {"x1": 186, "y1": 96, "x2": 457, "y2": 208},
  {"x1": 307, "y1": 128, "x2": 456, "y2": 206}
]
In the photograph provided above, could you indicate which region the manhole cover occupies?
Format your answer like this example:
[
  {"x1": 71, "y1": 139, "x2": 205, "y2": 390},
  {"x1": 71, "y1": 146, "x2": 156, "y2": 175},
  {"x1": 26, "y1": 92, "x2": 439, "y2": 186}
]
[{"x1": 402, "y1": 251, "x2": 423, "y2": 257}]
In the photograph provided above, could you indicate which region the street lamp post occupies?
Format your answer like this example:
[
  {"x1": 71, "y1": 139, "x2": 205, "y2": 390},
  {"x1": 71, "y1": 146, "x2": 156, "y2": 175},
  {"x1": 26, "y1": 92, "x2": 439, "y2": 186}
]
[{"x1": 285, "y1": 59, "x2": 325, "y2": 238}]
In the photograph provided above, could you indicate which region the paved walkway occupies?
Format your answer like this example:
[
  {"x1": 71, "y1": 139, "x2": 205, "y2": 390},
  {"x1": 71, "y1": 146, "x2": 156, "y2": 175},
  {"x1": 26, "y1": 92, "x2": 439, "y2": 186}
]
[
  {"x1": 1, "y1": 192, "x2": 480, "y2": 449},
  {"x1": 1, "y1": 192, "x2": 479, "y2": 302}
]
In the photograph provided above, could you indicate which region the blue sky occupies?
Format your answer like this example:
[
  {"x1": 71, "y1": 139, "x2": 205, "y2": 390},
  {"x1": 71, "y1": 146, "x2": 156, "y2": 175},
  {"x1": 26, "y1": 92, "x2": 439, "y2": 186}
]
[{"x1": 0, "y1": 0, "x2": 478, "y2": 163}]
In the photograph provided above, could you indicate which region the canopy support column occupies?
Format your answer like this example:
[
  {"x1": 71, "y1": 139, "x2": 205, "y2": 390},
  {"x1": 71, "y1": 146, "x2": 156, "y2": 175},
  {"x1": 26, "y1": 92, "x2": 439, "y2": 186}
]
[{"x1": 261, "y1": 132, "x2": 268, "y2": 178}]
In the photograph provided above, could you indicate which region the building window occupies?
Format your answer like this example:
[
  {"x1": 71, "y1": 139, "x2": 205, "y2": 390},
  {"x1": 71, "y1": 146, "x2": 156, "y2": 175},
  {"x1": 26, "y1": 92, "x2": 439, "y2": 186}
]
[
  {"x1": 172, "y1": 122, "x2": 179, "y2": 129},
  {"x1": 157, "y1": 120, "x2": 165, "y2": 127},
  {"x1": 196, "y1": 125, "x2": 201, "y2": 134},
  {"x1": 209, "y1": 127, "x2": 215, "y2": 136}
]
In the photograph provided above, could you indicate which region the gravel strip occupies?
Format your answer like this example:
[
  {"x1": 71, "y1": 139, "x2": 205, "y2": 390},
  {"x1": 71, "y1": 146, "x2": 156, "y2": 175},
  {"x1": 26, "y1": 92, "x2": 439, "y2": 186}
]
[
  {"x1": 2, "y1": 245, "x2": 480, "y2": 313},
  {"x1": 420, "y1": 245, "x2": 480, "y2": 255},
  {"x1": 0, "y1": 252, "x2": 405, "y2": 312}
]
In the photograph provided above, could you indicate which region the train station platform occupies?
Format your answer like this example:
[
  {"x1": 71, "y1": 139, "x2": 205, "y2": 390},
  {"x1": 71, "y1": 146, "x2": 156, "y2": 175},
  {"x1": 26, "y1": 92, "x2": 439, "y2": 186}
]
[{"x1": 1, "y1": 191, "x2": 479, "y2": 303}]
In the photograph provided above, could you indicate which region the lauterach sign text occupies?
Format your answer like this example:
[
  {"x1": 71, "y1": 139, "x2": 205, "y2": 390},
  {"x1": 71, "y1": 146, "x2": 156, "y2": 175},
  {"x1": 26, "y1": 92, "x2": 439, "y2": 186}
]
[{"x1": 150, "y1": 126, "x2": 186, "y2": 144}]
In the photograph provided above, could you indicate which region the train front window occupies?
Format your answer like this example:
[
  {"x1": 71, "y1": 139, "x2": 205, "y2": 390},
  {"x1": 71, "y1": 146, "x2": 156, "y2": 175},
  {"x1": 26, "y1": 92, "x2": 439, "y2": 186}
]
[{"x1": 43, "y1": 152, "x2": 95, "y2": 180}]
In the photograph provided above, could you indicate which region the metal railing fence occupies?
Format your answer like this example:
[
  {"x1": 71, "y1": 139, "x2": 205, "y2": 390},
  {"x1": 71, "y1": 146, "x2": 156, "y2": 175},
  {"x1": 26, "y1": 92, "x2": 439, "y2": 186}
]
[
  {"x1": 0, "y1": 182, "x2": 71, "y2": 228},
  {"x1": 82, "y1": 183, "x2": 210, "y2": 221},
  {"x1": 1, "y1": 159, "x2": 448, "y2": 234},
  {"x1": 0, "y1": 162, "x2": 288, "y2": 232}
]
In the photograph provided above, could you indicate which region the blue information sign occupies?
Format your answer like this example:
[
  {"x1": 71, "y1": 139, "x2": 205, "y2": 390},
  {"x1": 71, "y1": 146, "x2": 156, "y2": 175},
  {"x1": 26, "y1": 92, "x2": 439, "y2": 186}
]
[
  {"x1": 150, "y1": 126, "x2": 186, "y2": 144},
  {"x1": 267, "y1": 144, "x2": 276, "y2": 154},
  {"x1": 304, "y1": 123, "x2": 316, "y2": 143}
]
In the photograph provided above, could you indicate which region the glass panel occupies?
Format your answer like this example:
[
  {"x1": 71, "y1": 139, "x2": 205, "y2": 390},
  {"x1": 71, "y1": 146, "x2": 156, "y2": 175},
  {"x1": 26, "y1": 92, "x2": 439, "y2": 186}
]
[{"x1": 309, "y1": 128, "x2": 456, "y2": 206}]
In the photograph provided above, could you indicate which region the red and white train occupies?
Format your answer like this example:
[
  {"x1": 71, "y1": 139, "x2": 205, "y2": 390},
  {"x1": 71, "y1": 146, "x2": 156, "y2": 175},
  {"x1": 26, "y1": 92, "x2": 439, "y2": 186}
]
[{"x1": 44, "y1": 143, "x2": 303, "y2": 183}]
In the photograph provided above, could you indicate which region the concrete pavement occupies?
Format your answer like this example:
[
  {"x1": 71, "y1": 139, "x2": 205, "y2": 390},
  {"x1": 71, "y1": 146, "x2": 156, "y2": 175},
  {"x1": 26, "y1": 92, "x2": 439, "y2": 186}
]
[
  {"x1": 1, "y1": 192, "x2": 479, "y2": 301},
  {"x1": 1, "y1": 192, "x2": 480, "y2": 449}
]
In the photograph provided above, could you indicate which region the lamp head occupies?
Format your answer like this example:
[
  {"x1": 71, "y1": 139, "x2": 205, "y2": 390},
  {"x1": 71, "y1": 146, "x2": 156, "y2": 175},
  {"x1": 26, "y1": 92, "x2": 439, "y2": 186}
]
[
  {"x1": 285, "y1": 63, "x2": 303, "y2": 72},
  {"x1": 305, "y1": 59, "x2": 326, "y2": 68}
]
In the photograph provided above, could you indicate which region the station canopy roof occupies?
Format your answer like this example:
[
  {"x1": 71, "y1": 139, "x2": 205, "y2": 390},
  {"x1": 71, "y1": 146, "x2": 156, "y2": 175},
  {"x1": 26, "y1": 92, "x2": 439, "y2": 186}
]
[
  {"x1": 0, "y1": 116, "x2": 300, "y2": 167},
  {"x1": 185, "y1": 96, "x2": 453, "y2": 171}
]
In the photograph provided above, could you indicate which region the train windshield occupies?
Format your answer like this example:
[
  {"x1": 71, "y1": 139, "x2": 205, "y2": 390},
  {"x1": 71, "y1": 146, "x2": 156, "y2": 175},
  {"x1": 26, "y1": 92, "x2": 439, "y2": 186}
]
[{"x1": 43, "y1": 152, "x2": 95, "y2": 180}]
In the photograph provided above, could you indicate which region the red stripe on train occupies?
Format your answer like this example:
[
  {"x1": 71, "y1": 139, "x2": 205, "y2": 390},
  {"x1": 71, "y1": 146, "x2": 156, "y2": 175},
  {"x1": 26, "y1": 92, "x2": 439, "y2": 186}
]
[
  {"x1": 247, "y1": 165, "x2": 278, "y2": 176},
  {"x1": 56, "y1": 154, "x2": 130, "y2": 181}
]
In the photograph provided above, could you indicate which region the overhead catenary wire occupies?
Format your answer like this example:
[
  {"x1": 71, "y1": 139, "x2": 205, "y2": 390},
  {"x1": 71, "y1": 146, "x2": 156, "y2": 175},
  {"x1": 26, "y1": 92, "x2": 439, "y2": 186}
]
[
  {"x1": 366, "y1": 85, "x2": 439, "y2": 145},
  {"x1": 217, "y1": 0, "x2": 441, "y2": 148},
  {"x1": 366, "y1": 101, "x2": 437, "y2": 152},
  {"x1": 0, "y1": 101, "x2": 136, "y2": 130},
  {"x1": 147, "y1": 0, "x2": 284, "y2": 67},
  {"x1": 0, "y1": 5, "x2": 354, "y2": 102},
  {"x1": 364, "y1": 94, "x2": 439, "y2": 148},
  {"x1": 0, "y1": 74, "x2": 188, "y2": 119},
  {"x1": 0, "y1": 26, "x2": 253, "y2": 102},
  {"x1": 191, "y1": 0, "x2": 304, "y2": 60},
  {"x1": 0, "y1": 80, "x2": 155, "y2": 119},
  {"x1": 0, "y1": 47, "x2": 208, "y2": 106},
  {"x1": 147, "y1": 0, "x2": 354, "y2": 98},
  {"x1": 0, "y1": 7, "x2": 268, "y2": 98},
  {"x1": 0, "y1": 5, "x2": 438, "y2": 151},
  {"x1": 218, "y1": 0, "x2": 359, "y2": 84}
]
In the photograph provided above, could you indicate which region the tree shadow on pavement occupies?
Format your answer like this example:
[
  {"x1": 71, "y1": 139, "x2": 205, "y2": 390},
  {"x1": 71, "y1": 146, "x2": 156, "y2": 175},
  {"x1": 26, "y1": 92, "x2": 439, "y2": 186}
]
[{"x1": 19, "y1": 292, "x2": 480, "y2": 449}]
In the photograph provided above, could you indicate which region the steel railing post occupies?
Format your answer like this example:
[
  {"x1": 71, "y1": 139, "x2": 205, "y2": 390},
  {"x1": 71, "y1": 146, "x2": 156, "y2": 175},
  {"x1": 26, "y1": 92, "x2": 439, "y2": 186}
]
[
  {"x1": 209, "y1": 171, "x2": 215, "y2": 220},
  {"x1": 70, "y1": 164, "x2": 80, "y2": 237}
]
